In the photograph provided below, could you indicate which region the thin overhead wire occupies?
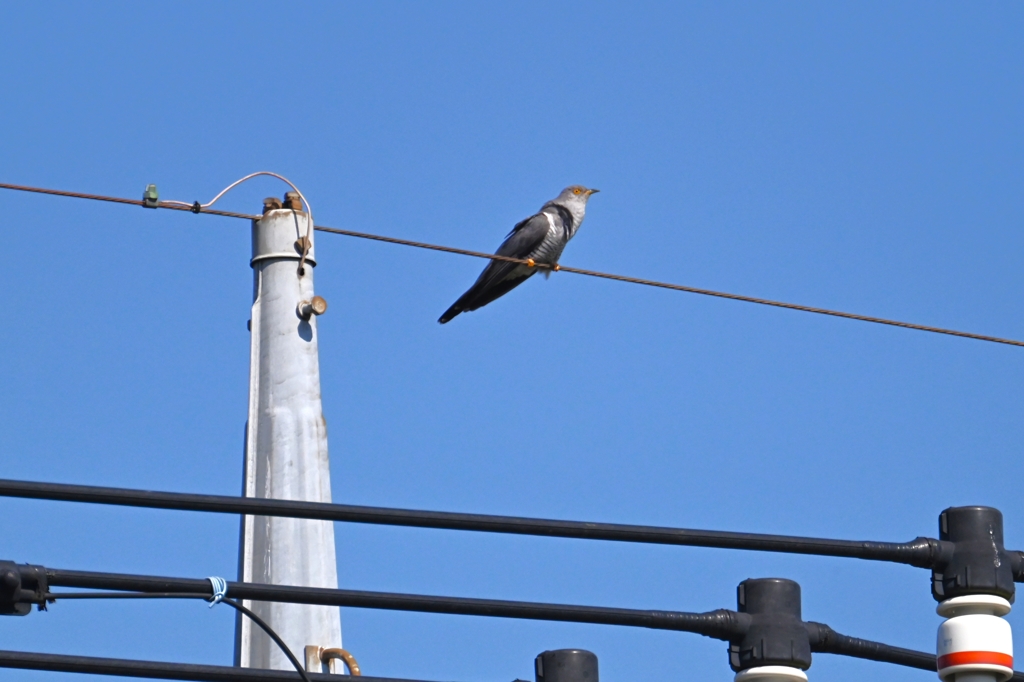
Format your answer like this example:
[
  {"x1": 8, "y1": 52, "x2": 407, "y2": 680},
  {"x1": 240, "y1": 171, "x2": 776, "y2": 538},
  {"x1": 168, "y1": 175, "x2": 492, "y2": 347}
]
[{"x1": 2, "y1": 180, "x2": 1021, "y2": 348}]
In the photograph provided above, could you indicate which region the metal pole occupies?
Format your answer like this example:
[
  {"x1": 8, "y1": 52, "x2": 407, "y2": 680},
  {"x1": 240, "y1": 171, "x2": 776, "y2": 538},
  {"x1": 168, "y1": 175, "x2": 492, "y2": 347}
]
[{"x1": 236, "y1": 195, "x2": 341, "y2": 670}]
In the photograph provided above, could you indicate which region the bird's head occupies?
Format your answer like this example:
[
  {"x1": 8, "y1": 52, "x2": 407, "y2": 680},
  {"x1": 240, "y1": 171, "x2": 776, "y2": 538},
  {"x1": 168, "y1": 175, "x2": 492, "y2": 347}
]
[{"x1": 557, "y1": 185, "x2": 600, "y2": 205}]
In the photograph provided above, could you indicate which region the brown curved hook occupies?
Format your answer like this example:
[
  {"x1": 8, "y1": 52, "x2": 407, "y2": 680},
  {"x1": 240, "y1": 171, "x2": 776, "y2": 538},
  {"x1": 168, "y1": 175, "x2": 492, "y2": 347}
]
[{"x1": 321, "y1": 648, "x2": 361, "y2": 676}]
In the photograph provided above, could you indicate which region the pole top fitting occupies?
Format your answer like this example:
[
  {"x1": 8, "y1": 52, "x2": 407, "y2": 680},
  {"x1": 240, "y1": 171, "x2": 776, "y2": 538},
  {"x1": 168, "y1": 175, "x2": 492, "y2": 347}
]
[
  {"x1": 535, "y1": 649, "x2": 598, "y2": 682},
  {"x1": 729, "y1": 579, "x2": 812, "y2": 673},
  {"x1": 931, "y1": 506, "x2": 1016, "y2": 603},
  {"x1": 263, "y1": 197, "x2": 283, "y2": 214},
  {"x1": 283, "y1": 192, "x2": 303, "y2": 212}
]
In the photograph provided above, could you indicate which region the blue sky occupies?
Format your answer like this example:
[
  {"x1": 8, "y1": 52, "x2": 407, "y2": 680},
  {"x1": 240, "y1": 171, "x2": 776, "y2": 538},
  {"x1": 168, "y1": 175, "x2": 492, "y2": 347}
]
[{"x1": 1, "y1": 2, "x2": 1023, "y2": 681}]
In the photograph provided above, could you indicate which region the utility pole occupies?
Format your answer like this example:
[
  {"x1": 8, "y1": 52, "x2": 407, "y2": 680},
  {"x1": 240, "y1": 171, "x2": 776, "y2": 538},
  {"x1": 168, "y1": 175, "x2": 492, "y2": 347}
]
[{"x1": 236, "y1": 194, "x2": 341, "y2": 670}]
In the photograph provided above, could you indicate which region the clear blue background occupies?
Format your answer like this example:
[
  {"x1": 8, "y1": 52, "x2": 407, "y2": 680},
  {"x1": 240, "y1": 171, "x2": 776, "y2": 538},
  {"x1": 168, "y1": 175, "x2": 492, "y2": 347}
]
[{"x1": 1, "y1": 3, "x2": 1022, "y2": 681}]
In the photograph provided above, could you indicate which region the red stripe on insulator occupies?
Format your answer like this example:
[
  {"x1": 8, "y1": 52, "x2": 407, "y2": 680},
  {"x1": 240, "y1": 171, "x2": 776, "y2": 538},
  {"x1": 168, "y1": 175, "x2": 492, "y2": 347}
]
[{"x1": 937, "y1": 651, "x2": 1013, "y2": 669}]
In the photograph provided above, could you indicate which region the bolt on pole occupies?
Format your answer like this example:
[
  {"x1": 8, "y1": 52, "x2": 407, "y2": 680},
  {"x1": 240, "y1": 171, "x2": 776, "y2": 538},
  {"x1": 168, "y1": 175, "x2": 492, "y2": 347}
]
[{"x1": 236, "y1": 194, "x2": 341, "y2": 670}]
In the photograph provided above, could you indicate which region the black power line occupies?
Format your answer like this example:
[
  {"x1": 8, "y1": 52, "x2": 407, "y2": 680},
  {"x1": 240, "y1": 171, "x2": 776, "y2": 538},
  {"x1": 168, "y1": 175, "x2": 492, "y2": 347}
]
[
  {"x1": 43, "y1": 565, "x2": 737, "y2": 636},
  {"x1": 808, "y1": 623, "x2": 935, "y2": 672},
  {"x1": 1, "y1": 180, "x2": 1021, "y2": 349},
  {"x1": 21, "y1": 563, "x2": 1021, "y2": 678},
  {"x1": 2, "y1": 645, "x2": 1022, "y2": 682},
  {"x1": 0, "y1": 649, "x2": 429, "y2": 682},
  {"x1": 0, "y1": 478, "x2": 954, "y2": 568}
]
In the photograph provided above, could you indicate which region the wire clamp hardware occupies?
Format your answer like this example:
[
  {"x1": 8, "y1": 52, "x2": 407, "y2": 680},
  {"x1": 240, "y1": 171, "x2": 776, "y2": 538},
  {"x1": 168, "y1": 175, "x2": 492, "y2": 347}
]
[
  {"x1": 191, "y1": 201, "x2": 201, "y2": 214},
  {"x1": 206, "y1": 576, "x2": 227, "y2": 607},
  {"x1": 142, "y1": 184, "x2": 159, "y2": 209}
]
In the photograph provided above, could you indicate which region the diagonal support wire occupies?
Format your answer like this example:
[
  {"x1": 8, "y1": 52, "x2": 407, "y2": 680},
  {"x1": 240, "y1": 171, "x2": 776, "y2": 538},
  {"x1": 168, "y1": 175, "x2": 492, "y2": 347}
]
[{"x1": 1, "y1": 181, "x2": 1021, "y2": 348}]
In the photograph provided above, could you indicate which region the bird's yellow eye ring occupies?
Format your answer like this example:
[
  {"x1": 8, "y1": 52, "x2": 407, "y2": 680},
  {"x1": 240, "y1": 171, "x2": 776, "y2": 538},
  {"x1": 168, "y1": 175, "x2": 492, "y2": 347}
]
[{"x1": 573, "y1": 188, "x2": 581, "y2": 194}]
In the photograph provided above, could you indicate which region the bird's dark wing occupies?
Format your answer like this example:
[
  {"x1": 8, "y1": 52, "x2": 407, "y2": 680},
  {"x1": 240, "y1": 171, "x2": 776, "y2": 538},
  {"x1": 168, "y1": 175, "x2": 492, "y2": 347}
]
[
  {"x1": 479, "y1": 212, "x2": 550, "y2": 284},
  {"x1": 438, "y1": 213, "x2": 549, "y2": 323}
]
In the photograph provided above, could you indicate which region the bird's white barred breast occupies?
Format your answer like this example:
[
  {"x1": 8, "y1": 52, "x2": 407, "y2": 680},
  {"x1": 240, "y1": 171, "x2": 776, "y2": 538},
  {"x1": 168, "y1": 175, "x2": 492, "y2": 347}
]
[{"x1": 532, "y1": 210, "x2": 569, "y2": 264}]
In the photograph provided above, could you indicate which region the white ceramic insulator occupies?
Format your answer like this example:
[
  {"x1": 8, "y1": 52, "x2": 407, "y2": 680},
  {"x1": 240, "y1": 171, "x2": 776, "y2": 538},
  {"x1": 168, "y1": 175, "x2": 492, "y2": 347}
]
[
  {"x1": 936, "y1": 596, "x2": 1013, "y2": 682},
  {"x1": 734, "y1": 665, "x2": 809, "y2": 682}
]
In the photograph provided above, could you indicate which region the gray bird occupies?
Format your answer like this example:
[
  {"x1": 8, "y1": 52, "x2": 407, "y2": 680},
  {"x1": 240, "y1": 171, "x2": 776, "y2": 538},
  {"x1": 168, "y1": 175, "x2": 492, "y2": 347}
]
[{"x1": 439, "y1": 185, "x2": 599, "y2": 324}]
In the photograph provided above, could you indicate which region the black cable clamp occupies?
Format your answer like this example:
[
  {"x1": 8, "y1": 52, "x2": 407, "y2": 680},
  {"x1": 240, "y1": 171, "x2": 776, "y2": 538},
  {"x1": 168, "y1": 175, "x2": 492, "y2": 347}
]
[
  {"x1": 0, "y1": 562, "x2": 47, "y2": 615},
  {"x1": 191, "y1": 201, "x2": 201, "y2": 214}
]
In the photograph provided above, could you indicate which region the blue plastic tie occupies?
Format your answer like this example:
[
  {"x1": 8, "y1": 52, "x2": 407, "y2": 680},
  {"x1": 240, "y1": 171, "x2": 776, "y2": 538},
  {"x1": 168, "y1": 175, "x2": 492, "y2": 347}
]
[{"x1": 207, "y1": 576, "x2": 228, "y2": 607}]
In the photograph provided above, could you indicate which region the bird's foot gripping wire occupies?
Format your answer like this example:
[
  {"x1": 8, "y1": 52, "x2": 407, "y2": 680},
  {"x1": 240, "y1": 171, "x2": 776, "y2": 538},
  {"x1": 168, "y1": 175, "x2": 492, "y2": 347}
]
[{"x1": 526, "y1": 259, "x2": 536, "y2": 267}]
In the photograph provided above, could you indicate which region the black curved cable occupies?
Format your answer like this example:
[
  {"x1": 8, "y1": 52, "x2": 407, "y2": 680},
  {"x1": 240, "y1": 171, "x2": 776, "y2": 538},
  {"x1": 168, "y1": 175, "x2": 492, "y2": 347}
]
[{"x1": 45, "y1": 591, "x2": 311, "y2": 682}]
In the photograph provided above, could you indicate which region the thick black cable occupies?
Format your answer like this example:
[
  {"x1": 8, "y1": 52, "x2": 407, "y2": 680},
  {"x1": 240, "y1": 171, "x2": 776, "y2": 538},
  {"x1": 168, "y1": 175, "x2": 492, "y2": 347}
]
[
  {"x1": 39, "y1": 565, "x2": 740, "y2": 638},
  {"x1": 35, "y1": 567, "x2": 1024, "y2": 678},
  {"x1": 44, "y1": 591, "x2": 311, "y2": 682},
  {"x1": 808, "y1": 622, "x2": 934, "y2": 671},
  {"x1": 0, "y1": 649, "x2": 428, "y2": 682},
  {"x1": 0, "y1": 478, "x2": 945, "y2": 568},
  {"x1": 808, "y1": 622, "x2": 1024, "y2": 681}
]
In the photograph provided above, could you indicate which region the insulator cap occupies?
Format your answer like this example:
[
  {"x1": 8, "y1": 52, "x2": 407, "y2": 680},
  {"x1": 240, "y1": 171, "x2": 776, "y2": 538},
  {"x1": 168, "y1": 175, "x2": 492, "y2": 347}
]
[
  {"x1": 730, "y1": 579, "x2": 812, "y2": 672},
  {"x1": 932, "y1": 506, "x2": 1016, "y2": 603},
  {"x1": 535, "y1": 649, "x2": 598, "y2": 682}
]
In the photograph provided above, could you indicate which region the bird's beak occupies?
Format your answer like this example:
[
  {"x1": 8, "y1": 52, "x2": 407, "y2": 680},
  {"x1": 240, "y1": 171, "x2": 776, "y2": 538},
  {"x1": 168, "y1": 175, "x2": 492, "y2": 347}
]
[{"x1": 587, "y1": 189, "x2": 600, "y2": 195}]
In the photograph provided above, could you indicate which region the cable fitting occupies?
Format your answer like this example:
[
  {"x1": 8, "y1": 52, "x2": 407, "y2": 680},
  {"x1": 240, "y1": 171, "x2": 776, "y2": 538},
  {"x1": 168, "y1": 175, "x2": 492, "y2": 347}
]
[
  {"x1": 900, "y1": 536, "x2": 953, "y2": 570},
  {"x1": 206, "y1": 577, "x2": 227, "y2": 607},
  {"x1": 142, "y1": 184, "x2": 159, "y2": 209},
  {"x1": 729, "y1": 579, "x2": 812, "y2": 673},
  {"x1": 191, "y1": 201, "x2": 201, "y2": 214},
  {"x1": 931, "y1": 506, "x2": 1016, "y2": 602},
  {"x1": 0, "y1": 562, "x2": 48, "y2": 615}
]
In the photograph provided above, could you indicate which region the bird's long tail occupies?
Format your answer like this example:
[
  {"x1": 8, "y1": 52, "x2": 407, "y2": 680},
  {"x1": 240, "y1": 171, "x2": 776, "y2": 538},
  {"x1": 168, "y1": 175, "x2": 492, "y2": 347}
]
[
  {"x1": 438, "y1": 303, "x2": 463, "y2": 324},
  {"x1": 439, "y1": 287, "x2": 477, "y2": 324}
]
